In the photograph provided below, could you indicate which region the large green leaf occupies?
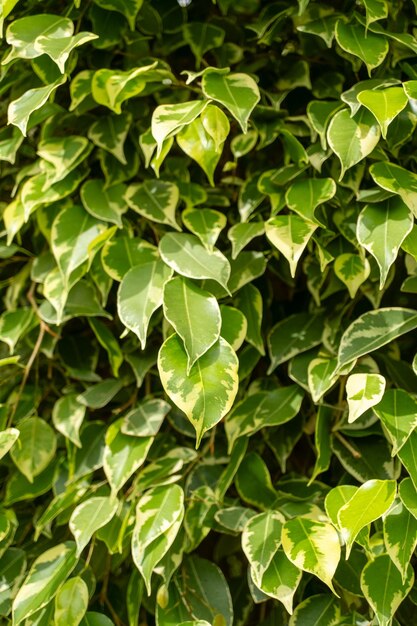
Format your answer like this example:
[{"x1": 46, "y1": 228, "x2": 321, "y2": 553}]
[
  {"x1": 10, "y1": 418, "x2": 56, "y2": 483},
  {"x1": 335, "y1": 20, "x2": 389, "y2": 73},
  {"x1": 338, "y1": 308, "x2": 417, "y2": 369},
  {"x1": 163, "y1": 276, "x2": 221, "y2": 373},
  {"x1": 12, "y1": 542, "x2": 77, "y2": 625},
  {"x1": 54, "y1": 576, "x2": 89, "y2": 626},
  {"x1": 360, "y1": 555, "x2": 414, "y2": 626},
  {"x1": 8, "y1": 76, "x2": 66, "y2": 136},
  {"x1": 201, "y1": 71, "x2": 260, "y2": 132},
  {"x1": 357, "y1": 197, "x2": 413, "y2": 288},
  {"x1": 337, "y1": 479, "x2": 396, "y2": 557},
  {"x1": 285, "y1": 178, "x2": 336, "y2": 223},
  {"x1": 158, "y1": 334, "x2": 238, "y2": 446},
  {"x1": 159, "y1": 233, "x2": 231, "y2": 293},
  {"x1": 281, "y1": 518, "x2": 340, "y2": 593},
  {"x1": 117, "y1": 260, "x2": 173, "y2": 349}
]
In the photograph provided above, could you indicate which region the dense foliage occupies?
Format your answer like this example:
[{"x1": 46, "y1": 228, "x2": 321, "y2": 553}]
[{"x1": 1, "y1": 0, "x2": 417, "y2": 624}]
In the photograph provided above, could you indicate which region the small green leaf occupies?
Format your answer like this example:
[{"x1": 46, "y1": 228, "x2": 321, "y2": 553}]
[
  {"x1": 163, "y1": 276, "x2": 221, "y2": 373},
  {"x1": 227, "y1": 222, "x2": 264, "y2": 260},
  {"x1": 362, "y1": 0, "x2": 388, "y2": 27},
  {"x1": 268, "y1": 312, "x2": 324, "y2": 373},
  {"x1": 201, "y1": 71, "x2": 260, "y2": 132},
  {"x1": 360, "y1": 555, "x2": 414, "y2": 626},
  {"x1": 346, "y1": 373, "x2": 386, "y2": 423},
  {"x1": 182, "y1": 208, "x2": 226, "y2": 251},
  {"x1": 282, "y1": 518, "x2": 340, "y2": 593},
  {"x1": 0, "y1": 428, "x2": 20, "y2": 460},
  {"x1": 117, "y1": 260, "x2": 173, "y2": 349},
  {"x1": 91, "y1": 63, "x2": 157, "y2": 113},
  {"x1": 81, "y1": 180, "x2": 127, "y2": 227},
  {"x1": 289, "y1": 594, "x2": 341, "y2": 626},
  {"x1": 10, "y1": 417, "x2": 56, "y2": 483},
  {"x1": 151, "y1": 100, "x2": 208, "y2": 156},
  {"x1": 159, "y1": 233, "x2": 231, "y2": 293},
  {"x1": 93, "y1": 0, "x2": 144, "y2": 30},
  {"x1": 220, "y1": 305, "x2": 247, "y2": 351},
  {"x1": 132, "y1": 484, "x2": 184, "y2": 594},
  {"x1": 285, "y1": 177, "x2": 336, "y2": 223},
  {"x1": 327, "y1": 108, "x2": 380, "y2": 178},
  {"x1": 69, "y1": 496, "x2": 118, "y2": 556},
  {"x1": 337, "y1": 479, "x2": 396, "y2": 557},
  {"x1": 101, "y1": 236, "x2": 157, "y2": 281},
  {"x1": 265, "y1": 214, "x2": 317, "y2": 277},
  {"x1": 357, "y1": 87, "x2": 408, "y2": 138},
  {"x1": 183, "y1": 23, "x2": 225, "y2": 67},
  {"x1": 121, "y1": 398, "x2": 171, "y2": 437},
  {"x1": 8, "y1": 76, "x2": 66, "y2": 136},
  {"x1": 242, "y1": 511, "x2": 286, "y2": 582},
  {"x1": 158, "y1": 334, "x2": 238, "y2": 446},
  {"x1": 54, "y1": 577, "x2": 89, "y2": 626},
  {"x1": 177, "y1": 117, "x2": 223, "y2": 185},
  {"x1": 334, "y1": 253, "x2": 371, "y2": 298},
  {"x1": 357, "y1": 197, "x2": 413, "y2": 288},
  {"x1": 125, "y1": 180, "x2": 180, "y2": 230},
  {"x1": 370, "y1": 161, "x2": 417, "y2": 219},
  {"x1": 235, "y1": 284, "x2": 264, "y2": 355},
  {"x1": 52, "y1": 394, "x2": 86, "y2": 447},
  {"x1": 374, "y1": 389, "x2": 417, "y2": 455},
  {"x1": 88, "y1": 113, "x2": 131, "y2": 164},
  {"x1": 383, "y1": 499, "x2": 417, "y2": 581}
]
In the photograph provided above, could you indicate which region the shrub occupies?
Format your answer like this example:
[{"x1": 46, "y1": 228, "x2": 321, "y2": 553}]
[{"x1": 1, "y1": 0, "x2": 417, "y2": 624}]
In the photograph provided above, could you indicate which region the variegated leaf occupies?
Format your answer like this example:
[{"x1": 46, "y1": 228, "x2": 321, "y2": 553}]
[
  {"x1": 201, "y1": 71, "x2": 260, "y2": 132},
  {"x1": 69, "y1": 496, "x2": 118, "y2": 556},
  {"x1": 242, "y1": 511, "x2": 286, "y2": 582},
  {"x1": 383, "y1": 499, "x2": 417, "y2": 581},
  {"x1": 182, "y1": 208, "x2": 226, "y2": 251},
  {"x1": 158, "y1": 334, "x2": 239, "y2": 446},
  {"x1": 345, "y1": 373, "x2": 386, "y2": 423},
  {"x1": 125, "y1": 179, "x2": 180, "y2": 231},
  {"x1": 265, "y1": 214, "x2": 317, "y2": 277},
  {"x1": 151, "y1": 100, "x2": 208, "y2": 155},
  {"x1": 374, "y1": 389, "x2": 417, "y2": 455},
  {"x1": 256, "y1": 550, "x2": 302, "y2": 614}
]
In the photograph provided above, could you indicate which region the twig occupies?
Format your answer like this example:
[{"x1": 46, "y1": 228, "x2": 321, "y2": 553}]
[{"x1": 334, "y1": 431, "x2": 362, "y2": 459}]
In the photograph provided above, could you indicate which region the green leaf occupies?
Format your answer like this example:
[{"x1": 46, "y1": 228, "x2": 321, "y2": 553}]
[
  {"x1": 51, "y1": 205, "x2": 106, "y2": 284},
  {"x1": 310, "y1": 406, "x2": 332, "y2": 483},
  {"x1": 370, "y1": 161, "x2": 417, "y2": 219},
  {"x1": 334, "y1": 253, "x2": 371, "y2": 298},
  {"x1": 88, "y1": 113, "x2": 131, "y2": 164},
  {"x1": 256, "y1": 549, "x2": 302, "y2": 614},
  {"x1": 220, "y1": 305, "x2": 247, "y2": 351},
  {"x1": 345, "y1": 373, "x2": 386, "y2": 423},
  {"x1": 327, "y1": 108, "x2": 380, "y2": 178},
  {"x1": 201, "y1": 71, "x2": 260, "y2": 132},
  {"x1": 285, "y1": 178, "x2": 336, "y2": 223},
  {"x1": 77, "y1": 379, "x2": 122, "y2": 409},
  {"x1": 227, "y1": 222, "x2": 264, "y2": 260},
  {"x1": 4, "y1": 15, "x2": 73, "y2": 61},
  {"x1": 158, "y1": 334, "x2": 238, "y2": 446},
  {"x1": 159, "y1": 233, "x2": 231, "y2": 293},
  {"x1": 182, "y1": 208, "x2": 226, "y2": 251},
  {"x1": 307, "y1": 357, "x2": 339, "y2": 403},
  {"x1": 335, "y1": 20, "x2": 389, "y2": 73},
  {"x1": 268, "y1": 312, "x2": 324, "y2": 373},
  {"x1": 374, "y1": 389, "x2": 417, "y2": 455},
  {"x1": 242, "y1": 511, "x2": 286, "y2": 582},
  {"x1": 225, "y1": 386, "x2": 304, "y2": 452},
  {"x1": 93, "y1": 0, "x2": 144, "y2": 30},
  {"x1": 125, "y1": 180, "x2": 180, "y2": 231},
  {"x1": 235, "y1": 284, "x2": 264, "y2": 355},
  {"x1": 0, "y1": 428, "x2": 19, "y2": 460},
  {"x1": 399, "y1": 477, "x2": 417, "y2": 519},
  {"x1": 88, "y1": 317, "x2": 123, "y2": 377},
  {"x1": 0, "y1": 547, "x2": 26, "y2": 616},
  {"x1": 101, "y1": 236, "x2": 158, "y2": 281},
  {"x1": 360, "y1": 555, "x2": 414, "y2": 626},
  {"x1": 362, "y1": 0, "x2": 388, "y2": 27},
  {"x1": 337, "y1": 479, "x2": 396, "y2": 557},
  {"x1": 306, "y1": 100, "x2": 343, "y2": 149},
  {"x1": 337, "y1": 308, "x2": 417, "y2": 369},
  {"x1": 357, "y1": 87, "x2": 408, "y2": 138},
  {"x1": 163, "y1": 277, "x2": 221, "y2": 373},
  {"x1": 69, "y1": 496, "x2": 118, "y2": 556},
  {"x1": 117, "y1": 260, "x2": 173, "y2": 349},
  {"x1": 132, "y1": 484, "x2": 184, "y2": 594},
  {"x1": 121, "y1": 399, "x2": 171, "y2": 437},
  {"x1": 34, "y1": 31, "x2": 97, "y2": 73},
  {"x1": 151, "y1": 101, "x2": 208, "y2": 156},
  {"x1": 281, "y1": 518, "x2": 340, "y2": 593},
  {"x1": 12, "y1": 542, "x2": 77, "y2": 626},
  {"x1": 177, "y1": 117, "x2": 223, "y2": 185},
  {"x1": 289, "y1": 594, "x2": 341, "y2": 626},
  {"x1": 383, "y1": 499, "x2": 417, "y2": 581},
  {"x1": 103, "y1": 418, "x2": 153, "y2": 494},
  {"x1": 183, "y1": 23, "x2": 225, "y2": 67},
  {"x1": 265, "y1": 215, "x2": 317, "y2": 277},
  {"x1": 52, "y1": 394, "x2": 86, "y2": 447},
  {"x1": 0, "y1": 308, "x2": 35, "y2": 353},
  {"x1": 10, "y1": 417, "x2": 56, "y2": 483},
  {"x1": 357, "y1": 198, "x2": 413, "y2": 288},
  {"x1": 54, "y1": 577, "x2": 89, "y2": 626},
  {"x1": 7, "y1": 75, "x2": 66, "y2": 136},
  {"x1": 91, "y1": 63, "x2": 157, "y2": 113},
  {"x1": 81, "y1": 180, "x2": 127, "y2": 227},
  {"x1": 201, "y1": 104, "x2": 230, "y2": 151},
  {"x1": 155, "y1": 555, "x2": 233, "y2": 626}
]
